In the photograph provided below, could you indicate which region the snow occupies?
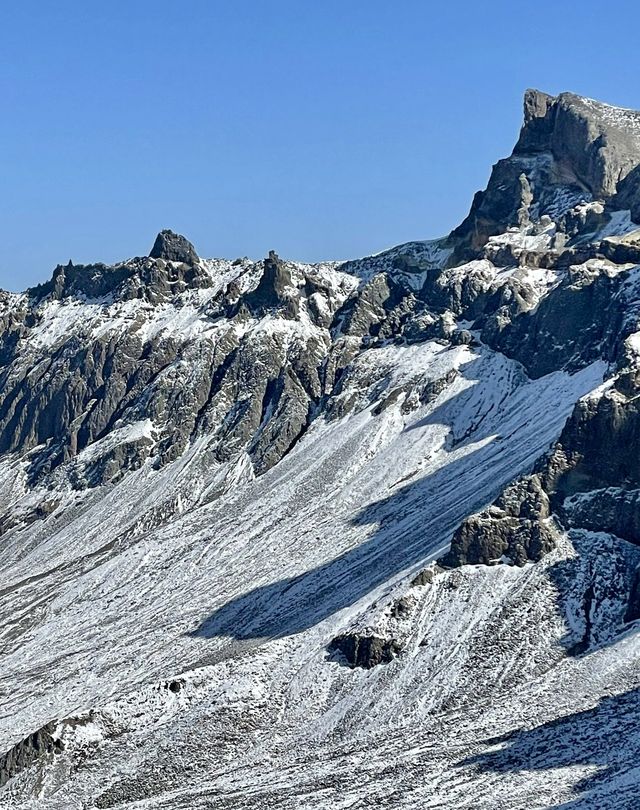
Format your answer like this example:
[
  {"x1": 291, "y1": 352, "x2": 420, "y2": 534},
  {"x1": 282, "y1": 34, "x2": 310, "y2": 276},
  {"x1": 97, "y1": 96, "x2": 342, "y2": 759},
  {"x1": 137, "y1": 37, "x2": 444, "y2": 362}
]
[
  {"x1": 0, "y1": 328, "x2": 609, "y2": 808},
  {"x1": 541, "y1": 185, "x2": 592, "y2": 220},
  {"x1": 439, "y1": 253, "x2": 561, "y2": 313},
  {"x1": 595, "y1": 208, "x2": 637, "y2": 239},
  {"x1": 580, "y1": 95, "x2": 640, "y2": 133},
  {"x1": 340, "y1": 238, "x2": 454, "y2": 289},
  {"x1": 0, "y1": 232, "x2": 635, "y2": 808},
  {"x1": 486, "y1": 221, "x2": 556, "y2": 254},
  {"x1": 72, "y1": 418, "x2": 155, "y2": 465}
]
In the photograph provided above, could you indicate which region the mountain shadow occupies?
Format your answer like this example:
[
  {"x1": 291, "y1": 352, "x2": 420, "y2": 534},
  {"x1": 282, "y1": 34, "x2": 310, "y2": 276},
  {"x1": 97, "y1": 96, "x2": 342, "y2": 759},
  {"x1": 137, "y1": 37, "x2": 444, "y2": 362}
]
[
  {"x1": 189, "y1": 374, "x2": 504, "y2": 641},
  {"x1": 189, "y1": 357, "x2": 573, "y2": 642},
  {"x1": 460, "y1": 680, "x2": 640, "y2": 809}
]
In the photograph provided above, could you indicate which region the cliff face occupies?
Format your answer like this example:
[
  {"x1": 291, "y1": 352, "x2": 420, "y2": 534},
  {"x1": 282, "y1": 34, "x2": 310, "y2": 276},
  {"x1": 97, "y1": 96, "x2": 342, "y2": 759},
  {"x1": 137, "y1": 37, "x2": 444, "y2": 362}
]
[
  {"x1": 516, "y1": 89, "x2": 640, "y2": 197},
  {"x1": 453, "y1": 88, "x2": 640, "y2": 256},
  {"x1": 3, "y1": 91, "x2": 640, "y2": 809}
]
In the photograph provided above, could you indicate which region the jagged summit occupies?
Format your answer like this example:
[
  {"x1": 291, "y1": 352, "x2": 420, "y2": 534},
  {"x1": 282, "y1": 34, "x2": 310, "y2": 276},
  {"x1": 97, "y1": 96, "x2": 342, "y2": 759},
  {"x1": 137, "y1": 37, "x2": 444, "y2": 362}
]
[
  {"x1": 27, "y1": 231, "x2": 209, "y2": 304},
  {"x1": 241, "y1": 250, "x2": 298, "y2": 318},
  {"x1": 149, "y1": 229, "x2": 199, "y2": 265},
  {"x1": 515, "y1": 88, "x2": 640, "y2": 196},
  {"x1": 452, "y1": 88, "x2": 640, "y2": 257}
]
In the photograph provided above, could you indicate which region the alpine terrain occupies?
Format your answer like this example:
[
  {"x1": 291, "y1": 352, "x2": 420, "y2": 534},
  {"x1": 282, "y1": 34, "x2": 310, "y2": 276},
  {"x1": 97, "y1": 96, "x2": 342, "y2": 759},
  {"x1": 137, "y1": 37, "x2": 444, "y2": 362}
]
[{"x1": 4, "y1": 89, "x2": 640, "y2": 809}]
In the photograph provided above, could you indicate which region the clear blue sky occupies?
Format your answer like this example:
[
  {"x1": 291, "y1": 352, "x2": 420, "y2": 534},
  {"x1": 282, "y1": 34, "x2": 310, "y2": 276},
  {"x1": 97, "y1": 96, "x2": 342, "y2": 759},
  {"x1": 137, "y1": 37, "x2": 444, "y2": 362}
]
[{"x1": 2, "y1": 1, "x2": 640, "y2": 290}]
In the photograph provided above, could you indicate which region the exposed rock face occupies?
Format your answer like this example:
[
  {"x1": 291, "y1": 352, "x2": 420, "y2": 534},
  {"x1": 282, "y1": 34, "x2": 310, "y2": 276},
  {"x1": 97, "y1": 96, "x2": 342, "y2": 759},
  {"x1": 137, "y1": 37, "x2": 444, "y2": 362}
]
[
  {"x1": 535, "y1": 369, "x2": 640, "y2": 547},
  {"x1": 334, "y1": 272, "x2": 408, "y2": 339},
  {"x1": 28, "y1": 257, "x2": 213, "y2": 305},
  {"x1": 0, "y1": 723, "x2": 62, "y2": 787},
  {"x1": 545, "y1": 388, "x2": 640, "y2": 498},
  {"x1": 149, "y1": 229, "x2": 200, "y2": 265},
  {"x1": 452, "y1": 89, "x2": 640, "y2": 259},
  {"x1": 515, "y1": 90, "x2": 640, "y2": 197},
  {"x1": 444, "y1": 369, "x2": 640, "y2": 566},
  {"x1": 564, "y1": 488, "x2": 640, "y2": 545},
  {"x1": 241, "y1": 250, "x2": 298, "y2": 317},
  {"x1": 442, "y1": 476, "x2": 557, "y2": 567},
  {"x1": 478, "y1": 261, "x2": 635, "y2": 378},
  {"x1": 0, "y1": 249, "x2": 346, "y2": 492},
  {"x1": 421, "y1": 92, "x2": 640, "y2": 571},
  {"x1": 328, "y1": 633, "x2": 401, "y2": 669}
]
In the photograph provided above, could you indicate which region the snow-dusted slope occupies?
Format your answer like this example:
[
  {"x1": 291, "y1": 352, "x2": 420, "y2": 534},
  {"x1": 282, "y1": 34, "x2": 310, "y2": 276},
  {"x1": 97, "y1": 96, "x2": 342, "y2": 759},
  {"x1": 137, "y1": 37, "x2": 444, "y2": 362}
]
[
  {"x1": 4, "y1": 93, "x2": 640, "y2": 809},
  {"x1": 0, "y1": 339, "x2": 606, "y2": 808}
]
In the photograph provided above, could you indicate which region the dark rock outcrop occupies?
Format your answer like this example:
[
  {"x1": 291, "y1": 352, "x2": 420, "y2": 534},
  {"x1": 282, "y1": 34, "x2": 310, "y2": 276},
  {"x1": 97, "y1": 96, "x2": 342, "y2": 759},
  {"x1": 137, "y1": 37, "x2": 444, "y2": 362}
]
[
  {"x1": 149, "y1": 230, "x2": 199, "y2": 265},
  {"x1": 443, "y1": 333, "x2": 640, "y2": 569},
  {"x1": 479, "y1": 262, "x2": 628, "y2": 378},
  {"x1": 328, "y1": 633, "x2": 401, "y2": 669},
  {"x1": 0, "y1": 249, "x2": 341, "y2": 494},
  {"x1": 625, "y1": 566, "x2": 640, "y2": 622},
  {"x1": 545, "y1": 390, "x2": 640, "y2": 498},
  {"x1": 29, "y1": 257, "x2": 212, "y2": 305},
  {"x1": 0, "y1": 722, "x2": 63, "y2": 787},
  {"x1": 452, "y1": 89, "x2": 640, "y2": 260},
  {"x1": 441, "y1": 476, "x2": 557, "y2": 567},
  {"x1": 564, "y1": 488, "x2": 640, "y2": 545},
  {"x1": 242, "y1": 251, "x2": 298, "y2": 317},
  {"x1": 332, "y1": 273, "x2": 408, "y2": 340},
  {"x1": 515, "y1": 90, "x2": 640, "y2": 198}
]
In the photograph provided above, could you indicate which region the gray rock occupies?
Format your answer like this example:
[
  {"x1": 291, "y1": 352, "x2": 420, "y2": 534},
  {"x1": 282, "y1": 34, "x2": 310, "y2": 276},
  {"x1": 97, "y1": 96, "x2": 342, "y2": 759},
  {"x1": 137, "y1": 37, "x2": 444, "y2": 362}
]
[
  {"x1": 333, "y1": 273, "x2": 407, "y2": 340},
  {"x1": 564, "y1": 488, "x2": 640, "y2": 545},
  {"x1": 451, "y1": 89, "x2": 640, "y2": 260},
  {"x1": 515, "y1": 90, "x2": 640, "y2": 198},
  {"x1": 242, "y1": 251, "x2": 297, "y2": 317},
  {"x1": 479, "y1": 263, "x2": 629, "y2": 378},
  {"x1": 0, "y1": 722, "x2": 63, "y2": 787},
  {"x1": 328, "y1": 633, "x2": 401, "y2": 669},
  {"x1": 441, "y1": 476, "x2": 556, "y2": 568},
  {"x1": 410, "y1": 567, "x2": 436, "y2": 587},
  {"x1": 149, "y1": 230, "x2": 199, "y2": 265}
]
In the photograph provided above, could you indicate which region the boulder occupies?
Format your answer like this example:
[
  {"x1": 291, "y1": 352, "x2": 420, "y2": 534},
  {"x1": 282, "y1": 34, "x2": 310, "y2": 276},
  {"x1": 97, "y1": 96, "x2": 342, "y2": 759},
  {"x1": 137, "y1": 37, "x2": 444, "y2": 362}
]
[{"x1": 328, "y1": 633, "x2": 401, "y2": 669}]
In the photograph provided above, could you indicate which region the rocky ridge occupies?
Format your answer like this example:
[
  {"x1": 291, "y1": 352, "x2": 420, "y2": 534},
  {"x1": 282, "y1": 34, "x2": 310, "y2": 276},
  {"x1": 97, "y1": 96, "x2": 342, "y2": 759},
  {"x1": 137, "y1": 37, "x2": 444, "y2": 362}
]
[{"x1": 3, "y1": 90, "x2": 640, "y2": 808}]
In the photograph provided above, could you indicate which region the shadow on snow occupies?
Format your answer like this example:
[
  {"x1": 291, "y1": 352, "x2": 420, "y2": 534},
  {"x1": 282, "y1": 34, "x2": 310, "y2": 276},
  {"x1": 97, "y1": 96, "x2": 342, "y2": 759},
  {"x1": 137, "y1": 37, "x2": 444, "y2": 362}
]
[
  {"x1": 460, "y1": 682, "x2": 640, "y2": 809},
  {"x1": 190, "y1": 378, "x2": 515, "y2": 641}
]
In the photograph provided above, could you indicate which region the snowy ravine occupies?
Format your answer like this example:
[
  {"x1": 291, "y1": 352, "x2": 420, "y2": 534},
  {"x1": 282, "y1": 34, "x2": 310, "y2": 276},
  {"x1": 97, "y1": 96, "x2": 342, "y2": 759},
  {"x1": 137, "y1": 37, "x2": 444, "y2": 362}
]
[{"x1": 4, "y1": 90, "x2": 640, "y2": 808}]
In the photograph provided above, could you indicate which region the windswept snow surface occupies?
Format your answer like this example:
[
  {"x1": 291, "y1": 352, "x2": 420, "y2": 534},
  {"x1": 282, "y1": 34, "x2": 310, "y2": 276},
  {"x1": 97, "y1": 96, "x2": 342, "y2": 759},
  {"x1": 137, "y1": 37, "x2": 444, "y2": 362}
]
[{"x1": 0, "y1": 331, "x2": 612, "y2": 808}]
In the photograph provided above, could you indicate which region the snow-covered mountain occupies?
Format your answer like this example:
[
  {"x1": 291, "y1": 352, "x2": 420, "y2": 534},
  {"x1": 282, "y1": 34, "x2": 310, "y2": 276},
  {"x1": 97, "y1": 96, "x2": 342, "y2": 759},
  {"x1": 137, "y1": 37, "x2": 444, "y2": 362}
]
[{"x1": 3, "y1": 89, "x2": 640, "y2": 808}]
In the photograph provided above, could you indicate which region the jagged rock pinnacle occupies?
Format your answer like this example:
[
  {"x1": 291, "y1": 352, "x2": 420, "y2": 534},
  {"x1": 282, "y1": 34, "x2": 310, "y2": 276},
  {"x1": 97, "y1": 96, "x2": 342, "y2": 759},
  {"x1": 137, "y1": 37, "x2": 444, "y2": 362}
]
[
  {"x1": 522, "y1": 88, "x2": 555, "y2": 125},
  {"x1": 241, "y1": 250, "x2": 297, "y2": 317},
  {"x1": 149, "y1": 229, "x2": 199, "y2": 265}
]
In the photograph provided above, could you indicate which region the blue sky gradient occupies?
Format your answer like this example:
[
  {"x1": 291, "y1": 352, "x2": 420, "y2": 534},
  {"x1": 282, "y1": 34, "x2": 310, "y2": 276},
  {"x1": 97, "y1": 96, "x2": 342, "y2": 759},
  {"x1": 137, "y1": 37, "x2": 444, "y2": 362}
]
[{"x1": 2, "y1": 1, "x2": 640, "y2": 290}]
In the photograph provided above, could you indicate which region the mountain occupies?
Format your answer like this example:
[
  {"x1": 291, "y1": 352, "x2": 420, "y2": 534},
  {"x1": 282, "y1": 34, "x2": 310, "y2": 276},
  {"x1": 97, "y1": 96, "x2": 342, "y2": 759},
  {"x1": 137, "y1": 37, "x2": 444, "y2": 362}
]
[{"x1": 3, "y1": 90, "x2": 640, "y2": 808}]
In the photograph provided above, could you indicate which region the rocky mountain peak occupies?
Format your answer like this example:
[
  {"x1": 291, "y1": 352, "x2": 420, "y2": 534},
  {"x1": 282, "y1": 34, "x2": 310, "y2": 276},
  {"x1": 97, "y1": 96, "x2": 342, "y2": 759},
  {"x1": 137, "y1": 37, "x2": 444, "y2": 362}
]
[
  {"x1": 514, "y1": 89, "x2": 640, "y2": 197},
  {"x1": 452, "y1": 89, "x2": 640, "y2": 258},
  {"x1": 522, "y1": 88, "x2": 555, "y2": 125},
  {"x1": 242, "y1": 250, "x2": 298, "y2": 317},
  {"x1": 27, "y1": 232, "x2": 209, "y2": 305},
  {"x1": 149, "y1": 229, "x2": 199, "y2": 265}
]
